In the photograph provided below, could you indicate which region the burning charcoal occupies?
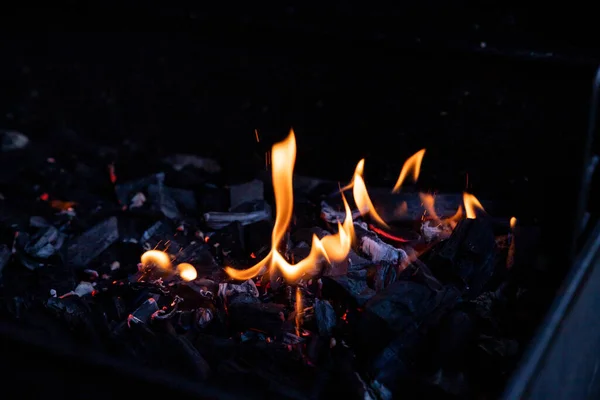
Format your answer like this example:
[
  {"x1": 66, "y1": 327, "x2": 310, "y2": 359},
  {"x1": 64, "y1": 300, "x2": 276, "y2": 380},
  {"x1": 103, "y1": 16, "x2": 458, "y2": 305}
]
[
  {"x1": 115, "y1": 172, "x2": 165, "y2": 205},
  {"x1": 219, "y1": 279, "x2": 259, "y2": 300},
  {"x1": 204, "y1": 203, "x2": 271, "y2": 230},
  {"x1": 162, "y1": 153, "x2": 221, "y2": 173},
  {"x1": 423, "y1": 218, "x2": 497, "y2": 299},
  {"x1": 315, "y1": 298, "x2": 337, "y2": 336},
  {"x1": 140, "y1": 220, "x2": 182, "y2": 254},
  {"x1": 325, "y1": 274, "x2": 376, "y2": 306},
  {"x1": 23, "y1": 226, "x2": 65, "y2": 258},
  {"x1": 148, "y1": 182, "x2": 180, "y2": 219},
  {"x1": 229, "y1": 179, "x2": 264, "y2": 210},
  {"x1": 320, "y1": 200, "x2": 361, "y2": 223},
  {"x1": 67, "y1": 217, "x2": 119, "y2": 268},
  {"x1": 1, "y1": 130, "x2": 29, "y2": 151},
  {"x1": 129, "y1": 297, "x2": 160, "y2": 325},
  {"x1": 175, "y1": 241, "x2": 219, "y2": 276},
  {"x1": 228, "y1": 295, "x2": 285, "y2": 334},
  {"x1": 0, "y1": 244, "x2": 10, "y2": 277},
  {"x1": 421, "y1": 220, "x2": 452, "y2": 242},
  {"x1": 354, "y1": 222, "x2": 408, "y2": 265}
]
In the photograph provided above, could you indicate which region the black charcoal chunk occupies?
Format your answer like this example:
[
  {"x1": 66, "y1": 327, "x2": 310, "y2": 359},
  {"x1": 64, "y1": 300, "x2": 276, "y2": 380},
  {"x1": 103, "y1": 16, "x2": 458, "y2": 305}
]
[
  {"x1": 424, "y1": 218, "x2": 497, "y2": 299},
  {"x1": 354, "y1": 222, "x2": 408, "y2": 265},
  {"x1": 115, "y1": 173, "x2": 165, "y2": 205},
  {"x1": 228, "y1": 296, "x2": 284, "y2": 334},
  {"x1": 23, "y1": 226, "x2": 64, "y2": 258},
  {"x1": 1, "y1": 130, "x2": 29, "y2": 151},
  {"x1": 326, "y1": 275, "x2": 376, "y2": 306},
  {"x1": 204, "y1": 201, "x2": 271, "y2": 230},
  {"x1": 0, "y1": 244, "x2": 10, "y2": 277},
  {"x1": 229, "y1": 179, "x2": 264, "y2": 210},
  {"x1": 29, "y1": 216, "x2": 51, "y2": 228},
  {"x1": 167, "y1": 187, "x2": 197, "y2": 212},
  {"x1": 315, "y1": 299, "x2": 337, "y2": 336},
  {"x1": 148, "y1": 183, "x2": 180, "y2": 219},
  {"x1": 67, "y1": 217, "x2": 119, "y2": 268},
  {"x1": 130, "y1": 297, "x2": 160, "y2": 324},
  {"x1": 175, "y1": 242, "x2": 219, "y2": 276}
]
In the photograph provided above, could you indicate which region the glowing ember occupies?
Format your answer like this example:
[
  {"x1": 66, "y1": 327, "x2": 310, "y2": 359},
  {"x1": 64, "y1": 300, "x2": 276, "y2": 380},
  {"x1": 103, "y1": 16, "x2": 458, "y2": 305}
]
[
  {"x1": 392, "y1": 148, "x2": 426, "y2": 193},
  {"x1": 141, "y1": 250, "x2": 171, "y2": 270},
  {"x1": 295, "y1": 287, "x2": 303, "y2": 336},
  {"x1": 176, "y1": 263, "x2": 198, "y2": 281},
  {"x1": 225, "y1": 129, "x2": 355, "y2": 282},
  {"x1": 510, "y1": 216, "x2": 517, "y2": 229},
  {"x1": 463, "y1": 192, "x2": 485, "y2": 219}
]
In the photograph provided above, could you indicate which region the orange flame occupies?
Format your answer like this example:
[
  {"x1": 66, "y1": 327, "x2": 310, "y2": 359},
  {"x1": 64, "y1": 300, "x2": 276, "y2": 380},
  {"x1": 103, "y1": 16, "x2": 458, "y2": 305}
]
[
  {"x1": 350, "y1": 159, "x2": 389, "y2": 228},
  {"x1": 463, "y1": 192, "x2": 485, "y2": 219},
  {"x1": 295, "y1": 287, "x2": 303, "y2": 336},
  {"x1": 420, "y1": 192, "x2": 464, "y2": 228},
  {"x1": 510, "y1": 216, "x2": 517, "y2": 229},
  {"x1": 176, "y1": 263, "x2": 198, "y2": 281},
  {"x1": 225, "y1": 129, "x2": 355, "y2": 282},
  {"x1": 392, "y1": 149, "x2": 426, "y2": 193},
  {"x1": 141, "y1": 250, "x2": 171, "y2": 270}
]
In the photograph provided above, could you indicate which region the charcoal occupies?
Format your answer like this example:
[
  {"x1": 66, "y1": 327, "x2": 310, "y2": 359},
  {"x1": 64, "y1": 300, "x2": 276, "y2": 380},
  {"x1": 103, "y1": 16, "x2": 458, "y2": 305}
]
[
  {"x1": 22, "y1": 226, "x2": 64, "y2": 259},
  {"x1": 0, "y1": 244, "x2": 10, "y2": 277},
  {"x1": 129, "y1": 296, "x2": 160, "y2": 324},
  {"x1": 219, "y1": 279, "x2": 259, "y2": 300},
  {"x1": 204, "y1": 202, "x2": 271, "y2": 230},
  {"x1": 45, "y1": 296, "x2": 103, "y2": 343},
  {"x1": 167, "y1": 186, "x2": 197, "y2": 212},
  {"x1": 115, "y1": 172, "x2": 165, "y2": 205},
  {"x1": 140, "y1": 220, "x2": 182, "y2": 254},
  {"x1": 354, "y1": 222, "x2": 408, "y2": 265},
  {"x1": 29, "y1": 216, "x2": 51, "y2": 228},
  {"x1": 162, "y1": 153, "x2": 221, "y2": 173},
  {"x1": 368, "y1": 263, "x2": 399, "y2": 292},
  {"x1": 148, "y1": 183, "x2": 180, "y2": 219},
  {"x1": 228, "y1": 295, "x2": 285, "y2": 335},
  {"x1": 1, "y1": 130, "x2": 29, "y2": 151},
  {"x1": 66, "y1": 217, "x2": 119, "y2": 268},
  {"x1": 229, "y1": 179, "x2": 264, "y2": 210},
  {"x1": 198, "y1": 183, "x2": 230, "y2": 212},
  {"x1": 140, "y1": 220, "x2": 166, "y2": 243},
  {"x1": 320, "y1": 200, "x2": 362, "y2": 224},
  {"x1": 175, "y1": 241, "x2": 219, "y2": 277},
  {"x1": 423, "y1": 218, "x2": 497, "y2": 299},
  {"x1": 243, "y1": 219, "x2": 273, "y2": 256},
  {"x1": 166, "y1": 334, "x2": 211, "y2": 380},
  {"x1": 315, "y1": 299, "x2": 337, "y2": 336},
  {"x1": 210, "y1": 221, "x2": 246, "y2": 260},
  {"x1": 325, "y1": 274, "x2": 376, "y2": 306}
]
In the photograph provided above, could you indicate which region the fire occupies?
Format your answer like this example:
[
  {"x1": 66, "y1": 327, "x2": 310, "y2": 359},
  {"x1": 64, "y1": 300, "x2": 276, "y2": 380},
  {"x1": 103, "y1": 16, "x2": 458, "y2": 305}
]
[
  {"x1": 392, "y1": 149, "x2": 426, "y2": 193},
  {"x1": 295, "y1": 287, "x2": 303, "y2": 336},
  {"x1": 419, "y1": 192, "x2": 464, "y2": 228},
  {"x1": 510, "y1": 216, "x2": 517, "y2": 229},
  {"x1": 141, "y1": 250, "x2": 171, "y2": 270},
  {"x1": 176, "y1": 263, "x2": 198, "y2": 281},
  {"x1": 225, "y1": 129, "x2": 355, "y2": 282},
  {"x1": 464, "y1": 192, "x2": 485, "y2": 219},
  {"x1": 350, "y1": 159, "x2": 389, "y2": 228}
]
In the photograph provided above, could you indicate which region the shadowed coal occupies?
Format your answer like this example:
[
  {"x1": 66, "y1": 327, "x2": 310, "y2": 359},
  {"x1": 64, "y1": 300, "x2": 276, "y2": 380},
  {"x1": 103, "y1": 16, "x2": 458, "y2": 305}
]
[{"x1": 0, "y1": 130, "x2": 542, "y2": 400}]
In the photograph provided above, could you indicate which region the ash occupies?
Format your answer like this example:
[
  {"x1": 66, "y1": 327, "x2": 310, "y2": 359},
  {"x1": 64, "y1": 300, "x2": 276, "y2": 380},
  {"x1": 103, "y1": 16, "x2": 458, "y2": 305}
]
[{"x1": 0, "y1": 131, "x2": 540, "y2": 399}]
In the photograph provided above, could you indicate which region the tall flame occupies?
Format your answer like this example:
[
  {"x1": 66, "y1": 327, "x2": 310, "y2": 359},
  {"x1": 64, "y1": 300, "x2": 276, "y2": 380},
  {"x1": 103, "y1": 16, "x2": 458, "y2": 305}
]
[
  {"x1": 351, "y1": 159, "x2": 389, "y2": 228},
  {"x1": 225, "y1": 129, "x2": 355, "y2": 282},
  {"x1": 463, "y1": 192, "x2": 485, "y2": 219},
  {"x1": 392, "y1": 149, "x2": 426, "y2": 193}
]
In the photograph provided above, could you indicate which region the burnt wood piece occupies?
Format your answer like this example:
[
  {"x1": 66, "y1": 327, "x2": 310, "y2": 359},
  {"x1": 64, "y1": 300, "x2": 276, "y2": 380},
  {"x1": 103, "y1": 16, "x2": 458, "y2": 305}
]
[
  {"x1": 227, "y1": 294, "x2": 285, "y2": 335},
  {"x1": 66, "y1": 217, "x2": 119, "y2": 268},
  {"x1": 423, "y1": 218, "x2": 497, "y2": 299},
  {"x1": 115, "y1": 173, "x2": 165, "y2": 205},
  {"x1": 204, "y1": 207, "x2": 271, "y2": 230},
  {"x1": 353, "y1": 222, "x2": 408, "y2": 265},
  {"x1": 229, "y1": 179, "x2": 264, "y2": 210},
  {"x1": 325, "y1": 271, "x2": 376, "y2": 306},
  {"x1": 314, "y1": 299, "x2": 337, "y2": 336}
]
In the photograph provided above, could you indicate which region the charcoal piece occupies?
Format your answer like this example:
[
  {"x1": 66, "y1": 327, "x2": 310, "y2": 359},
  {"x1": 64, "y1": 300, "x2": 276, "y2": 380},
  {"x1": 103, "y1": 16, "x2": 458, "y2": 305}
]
[
  {"x1": 166, "y1": 334, "x2": 211, "y2": 380},
  {"x1": 175, "y1": 241, "x2": 219, "y2": 276},
  {"x1": 115, "y1": 172, "x2": 165, "y2": 205},
  {"x1": 204, "y1": 203, "x2": 271, "y2": 230},
  {"x1": 45, "y1": 296, "x2": 102, "y2": 343},
  {"x1": 67, "y1": 217, "x2": 119, "y2": 268},
  {"x1": 140, "y1": 220, "x2": 165, "y2": 243},
  {"x1": 148, "y1": 183, "x2": 180, "y2": 219},
  {"x1": 320, "y1": 201, "x2": 362, "y2": 224},
  {"x1": 354, "y1": 222, "x2": 408, "y2": 265},
  {"x1": 167, "y1": 186, "x2": 197, "y2": 212},
  {"x1": 23, "y1": 226, "x2": 63, "y2": 258},
  {"x1": 219, "y1": 279, "x2": 259, "y2": 300},
  {"x1": 198, "y1": 183, "x2": 230, "y2": 212},
  {"x1": 243, "y1": 219, "x2": 273, "y2": 255},
  {"x1": 424, "y1": 218, "x2": 497, "y2": 299},
  {"x1": 228, "y1": 296, "x2": 285, "y2": 334},
  {"x1": 210, "y1": 221, "x2": 245, "y2": 258},
  {"x1": 29, "y1": 216, "x2": 51, "y2": 228},
  {"x1": 229, "y1": 179, "x2": 264, "y2": 210},
  {"x1": 140, "y1": 220, "x2": 182, "y2": 254},
  {"x1": 1, "y1": 130, "x2": 29, "y2": 151},
  {"x1": 369, "y1": 263, "x2": 399, "y2": 292},
  {"x1": 130, "y1": 297, "x2": 160, "y2": 324},
  {"x1": 0, "y1": 244, "x2": 10, "y2": 277},
  {"x1": 162, "y1": 153, "x2": 221, "y2": 173},
  {"x1": 325, "y1": 275, "x2": 376, "y2": 306},
  {"x1": 315, "y1": 299, "x2": 337, "y2": 336}
]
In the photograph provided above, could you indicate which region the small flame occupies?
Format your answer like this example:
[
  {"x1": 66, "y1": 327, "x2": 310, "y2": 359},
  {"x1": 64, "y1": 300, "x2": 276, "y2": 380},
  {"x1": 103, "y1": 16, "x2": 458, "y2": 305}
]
[
  {"x1": 507, "y1": 216, "x2": 517, "y2": 269},
  {"x1": 463, "y1": 192, "x2": 485, "y2": 219},
  {"x1": 351, "y1": 159, "x2": 389, "y2": 228},
  {"x1": 176, "y1": 263, "x2": 197, "y2": 281},
  {"x1": 225, "y1": 129, "x2": 355, "y2": 282},
  {"x1": 510, "y1": 216, "x2": 517, "y2": 229},
  {"x1": 295, "y1": 287, "x2": 303, "y2": 336},
  {"x1": 419, "y1": 192, "x2": 463, "y2": 228},
  {"x1": 141, "y1": 250, "x2": 171, "y2": 270},
  {"x1": 392, "y1": 149, "x2": 426, "y2": 193}
]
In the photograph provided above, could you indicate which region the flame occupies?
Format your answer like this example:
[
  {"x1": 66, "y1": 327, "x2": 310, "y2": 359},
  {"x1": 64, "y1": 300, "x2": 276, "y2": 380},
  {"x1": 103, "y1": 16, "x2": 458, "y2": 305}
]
[
  {"x1": 225, "y1": 129, "x2": 355, "y2": 282},
  {"x1": 510, "y1": 216, "x2": 517, "y2": 229},
  {"x1": 464, "y1": 192, "x2": 485, "y2": 219},
  {"x1": 176, "y1": 263, "x2": 198, "y2": 281},
  {"x1": 141, "y1": 250, "x2": 171, "y2": 270},
  {"x1": 419, "y1": 193, "x2": 463, "y2": 228},
  {"x1": 351, "y1": 159, "x2": 389, "y2": 228},
  {"x1": 507, "y1": 216, "x2": 517, "y2": 269},
  {"x1": 295, "y1": 287, "x2": 303, "y2": 336},
  {"x1": 392, "y1": 149, "x2": 426, "y2": 193}
]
